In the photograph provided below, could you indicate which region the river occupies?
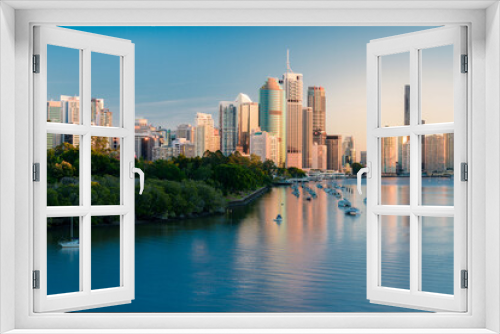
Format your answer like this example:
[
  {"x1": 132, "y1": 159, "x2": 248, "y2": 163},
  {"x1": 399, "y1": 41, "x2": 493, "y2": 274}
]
[{"x1": 47, "y1": 177, "x2": 454, "y2": 312}]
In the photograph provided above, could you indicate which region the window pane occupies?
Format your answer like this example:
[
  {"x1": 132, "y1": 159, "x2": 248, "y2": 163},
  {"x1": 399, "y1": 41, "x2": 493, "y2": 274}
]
[
  {"x1": 421, "y1": 45, "x2": 454, "y2": 124},
  {"x1": 380, "y1": 52, "x2": 410, "y2": 127},
  {"x1": 421, "y1": 217, "x2": 454, "y2": 295},
  {"x1": 421, "y1": 133, "x2": 454, "y2": 206},
  {"x1": 47, "y1": 134, "x2": 80, "y2": 206},
  {"x1": 47, "y1": 216, "x2": 80, "y2": 295},
  {"x1": 91, "y1": 52, "x2": 120, "y2": 127},
  {"x1": 91, "y1": 216, "x2": 121, "y2": 290},
  {"x1": 381, "y1": 136, "x2": 410, "y2": 205},
  {"x1": 91, "y1": 137, "x2": 121, "y2": 206},
  {"x1": 47, "y1": 45, "x2": 80, "y2": 124},
  {"x1": 381, "y1": 215, "x2": 410, "y2": 290}
]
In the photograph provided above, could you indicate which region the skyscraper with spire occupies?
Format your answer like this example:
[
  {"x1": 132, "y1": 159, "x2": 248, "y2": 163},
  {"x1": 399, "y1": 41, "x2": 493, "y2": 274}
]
[
  {"x1": 259, "y1": 77, "x2": 286, "y2": 167},
  {"x1": 282, "y1": 50, "x2": 303, "y2": 169}
]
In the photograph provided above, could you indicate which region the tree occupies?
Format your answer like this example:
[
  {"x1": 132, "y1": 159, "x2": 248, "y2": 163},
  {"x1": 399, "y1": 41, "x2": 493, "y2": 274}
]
[{"x1": 351, "y1": 162, "x2": 363, "y2": 175}]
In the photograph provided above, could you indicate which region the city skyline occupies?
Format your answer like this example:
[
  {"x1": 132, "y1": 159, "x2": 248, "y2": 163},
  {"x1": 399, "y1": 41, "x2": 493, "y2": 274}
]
[{"x1": 53, "y1": 26, "x2": 452, "y2": 154}]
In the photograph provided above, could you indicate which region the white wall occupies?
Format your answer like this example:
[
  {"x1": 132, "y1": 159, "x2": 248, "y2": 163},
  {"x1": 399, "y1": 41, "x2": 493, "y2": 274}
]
[
  {"x1": 486, "y1": 2, "x2": 500, "y2": 333},
  {"x1": 0, "y1": 2, "x2": 16, "y2": 333}
]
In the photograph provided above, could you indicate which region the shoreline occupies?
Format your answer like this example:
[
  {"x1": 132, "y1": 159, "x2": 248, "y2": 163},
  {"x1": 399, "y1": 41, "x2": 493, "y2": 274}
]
[
  {"x1": 50, "y1": 186, "x2": 271, "y2": 228},
  {"x1": 227, "y1": 186, "x2": 270, "y2": 208}
]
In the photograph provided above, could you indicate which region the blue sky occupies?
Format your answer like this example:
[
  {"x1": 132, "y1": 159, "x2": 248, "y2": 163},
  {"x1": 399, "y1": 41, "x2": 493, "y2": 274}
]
[{"x1": 50, "y1": 26, "x2": 447, "y2": 152}]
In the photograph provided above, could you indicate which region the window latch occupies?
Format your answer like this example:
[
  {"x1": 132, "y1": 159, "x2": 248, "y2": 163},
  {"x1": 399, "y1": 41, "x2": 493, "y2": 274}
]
[
  {"x1": 356, "y1": 162, "x2": 371, "y2": 195},
  {"x1": 130, "y1": 162, "x2": 144, "y2": 195}
]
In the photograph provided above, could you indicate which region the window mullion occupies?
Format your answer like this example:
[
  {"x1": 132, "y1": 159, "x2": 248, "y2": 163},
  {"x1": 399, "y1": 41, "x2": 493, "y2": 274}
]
[
  {"x1": 81, "y1": 48, "x2": 92, "y2": 294},
  {"x1": 409, "y1": 47, "x2": 420, "y2": 294}
]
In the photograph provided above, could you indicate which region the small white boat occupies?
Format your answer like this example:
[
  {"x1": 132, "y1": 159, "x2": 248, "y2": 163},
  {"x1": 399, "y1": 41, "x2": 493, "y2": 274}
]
[
  {"x1": 345, "y1": 207, "x2": 361, "y2": 216},
  {"x1": 338, "y1": 199, "x2": 352, "y2": 208},
  {"x1": 59, "y1": 238, "x2": 79, "y2": 248},
  {"x1": 59, "y1": 217, "x2": 79, "y2": 248}
]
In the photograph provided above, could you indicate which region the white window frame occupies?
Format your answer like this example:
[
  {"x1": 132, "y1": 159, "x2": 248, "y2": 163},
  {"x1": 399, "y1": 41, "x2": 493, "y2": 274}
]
[{"x1": 1, "y1": 2, "x2": 498, "y2": 333}]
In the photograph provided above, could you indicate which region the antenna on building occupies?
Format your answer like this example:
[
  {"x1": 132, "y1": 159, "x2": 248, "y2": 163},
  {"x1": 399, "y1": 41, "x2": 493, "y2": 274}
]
[{"x1": 286, "y1": 49, "x2": 293, "y2": 73}]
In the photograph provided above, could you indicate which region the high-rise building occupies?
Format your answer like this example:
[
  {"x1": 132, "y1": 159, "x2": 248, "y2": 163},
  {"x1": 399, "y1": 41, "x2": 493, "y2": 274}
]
[
  {"x1": 444, "y1": 133, "x2": 454, "y2": 170},
  {"x1": 308, "y1": 86, "x2": 326, "y2": 143},
  {"x1": 47, "y1": 101, "x2": 62, "y2": 122},
  {"x1": 212, "y1": 128, "x2": 221, "y2": 153},
  {"x1": 219, "y1": 100, "x2": 239, "y2": 156},
  {"x1": 400, "y1": 136, "x2": 411, "y2": 174},
  {"x1": 302, "y1": 107, "x2": 313, "y2": 169},
  {"x1": 195, "y1": 113, "x2": 215, "y2": 157},
  {"x1": 249, "y1": 128, "x2": 279, "y2": 164},
  {"x1": 176, "y1": 124, "x2": 195, "y2": 142},
  {"x1": 47, "y1": 101, "x2": 63, "y2": 148},
  {"x1": 342, "y1": 136, "x2": 356, "y2": 166},
  {"x1": 259, "y1": 77, "x2": 286, "y2": 167},
  {"x1": 311, "y1": 143, "x2": 327, "y2": 170},
  {"x1": 404, "y1": 84, "x2": 410, "y2": 126},
  {"x1": 90, "y1": 98, "x2": 104, "y2": 126},
  {"x1": 282, "y1": 51, "x2": 303, "y2": 169},
  {"x1": 424, "y1": 134, "x2": 452, "y2": 175},
  {"x1": 381, "y1": 136, "x2": 398, "y2": 175},
  {"x1": 360, "y1": 151, "x2": 367, "y2": 166},
  {"x1": 235, "y1": 93, "x2": 259, "y2": 154},
  {"x1": 61, "y1": 96, "x2": 81, "y2": 146},
  {"x1": 326, "y1": 135, "x2": 342, "y2": 171},
  {"x1": 135, "y1": 118, "x2": 161, "y2": 160},
  {"x1": 312, "y1": 130, "x2": 327, "y2": 146}
]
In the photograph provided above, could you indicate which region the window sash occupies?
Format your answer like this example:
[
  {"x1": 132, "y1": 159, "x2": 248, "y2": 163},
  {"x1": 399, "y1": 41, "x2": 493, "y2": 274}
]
[
  {"x1": 33, "y1": 25, "x2": 136, "y2": 313},
  {"x1": 366, "y1": 26, "x2": 467, "y2": 312}
]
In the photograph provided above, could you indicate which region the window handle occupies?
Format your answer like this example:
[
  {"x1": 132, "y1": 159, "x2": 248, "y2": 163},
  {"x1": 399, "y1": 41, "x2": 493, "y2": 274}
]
[
  {"x1": 130, "y1": 162, "x2": 144, "y2": 195},
  {"x1": 356, "y1": 162, "x2": 371, "y2": 195}
]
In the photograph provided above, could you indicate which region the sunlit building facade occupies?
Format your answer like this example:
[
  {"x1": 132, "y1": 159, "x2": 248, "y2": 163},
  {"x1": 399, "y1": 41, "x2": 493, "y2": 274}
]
[
  {"x1": 283, "y1": 65, "x2": 303, "y2": 169},
  {"x1": 302, "y1": 107, "x2": 313, "y2": 169},
  {"x1": 236, "y1": 93, "x2": 259, "y2": 154},
  {"x1": 312, "y1": 143, "x2": 327, "y2": 170},
  {"x1": 308, "y1": 86, "x2": 326, "y2": 144},
  {"x1": 259, "y1": 77, "x2": 286, "y2": 167},
  {"x1": 326, "y1": 135, "x2": 342, "y2": 172},
  {"x1": 195, "y1": 113, "x2": 215, "y2": 157},
  {"x1": 249, "y1": 129, "x2": 279, "y2": 164}
]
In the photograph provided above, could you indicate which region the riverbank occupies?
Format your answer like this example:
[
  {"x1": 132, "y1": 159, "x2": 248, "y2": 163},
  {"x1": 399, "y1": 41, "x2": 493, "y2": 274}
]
[{"x1": 227, "y1": 187, "x2": 270, "y2": 207}]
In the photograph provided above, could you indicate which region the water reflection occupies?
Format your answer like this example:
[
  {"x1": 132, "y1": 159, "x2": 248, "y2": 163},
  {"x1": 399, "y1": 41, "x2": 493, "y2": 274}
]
[{"x1": 46, "y1": 177, "x2": 454, "y2": 312}]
